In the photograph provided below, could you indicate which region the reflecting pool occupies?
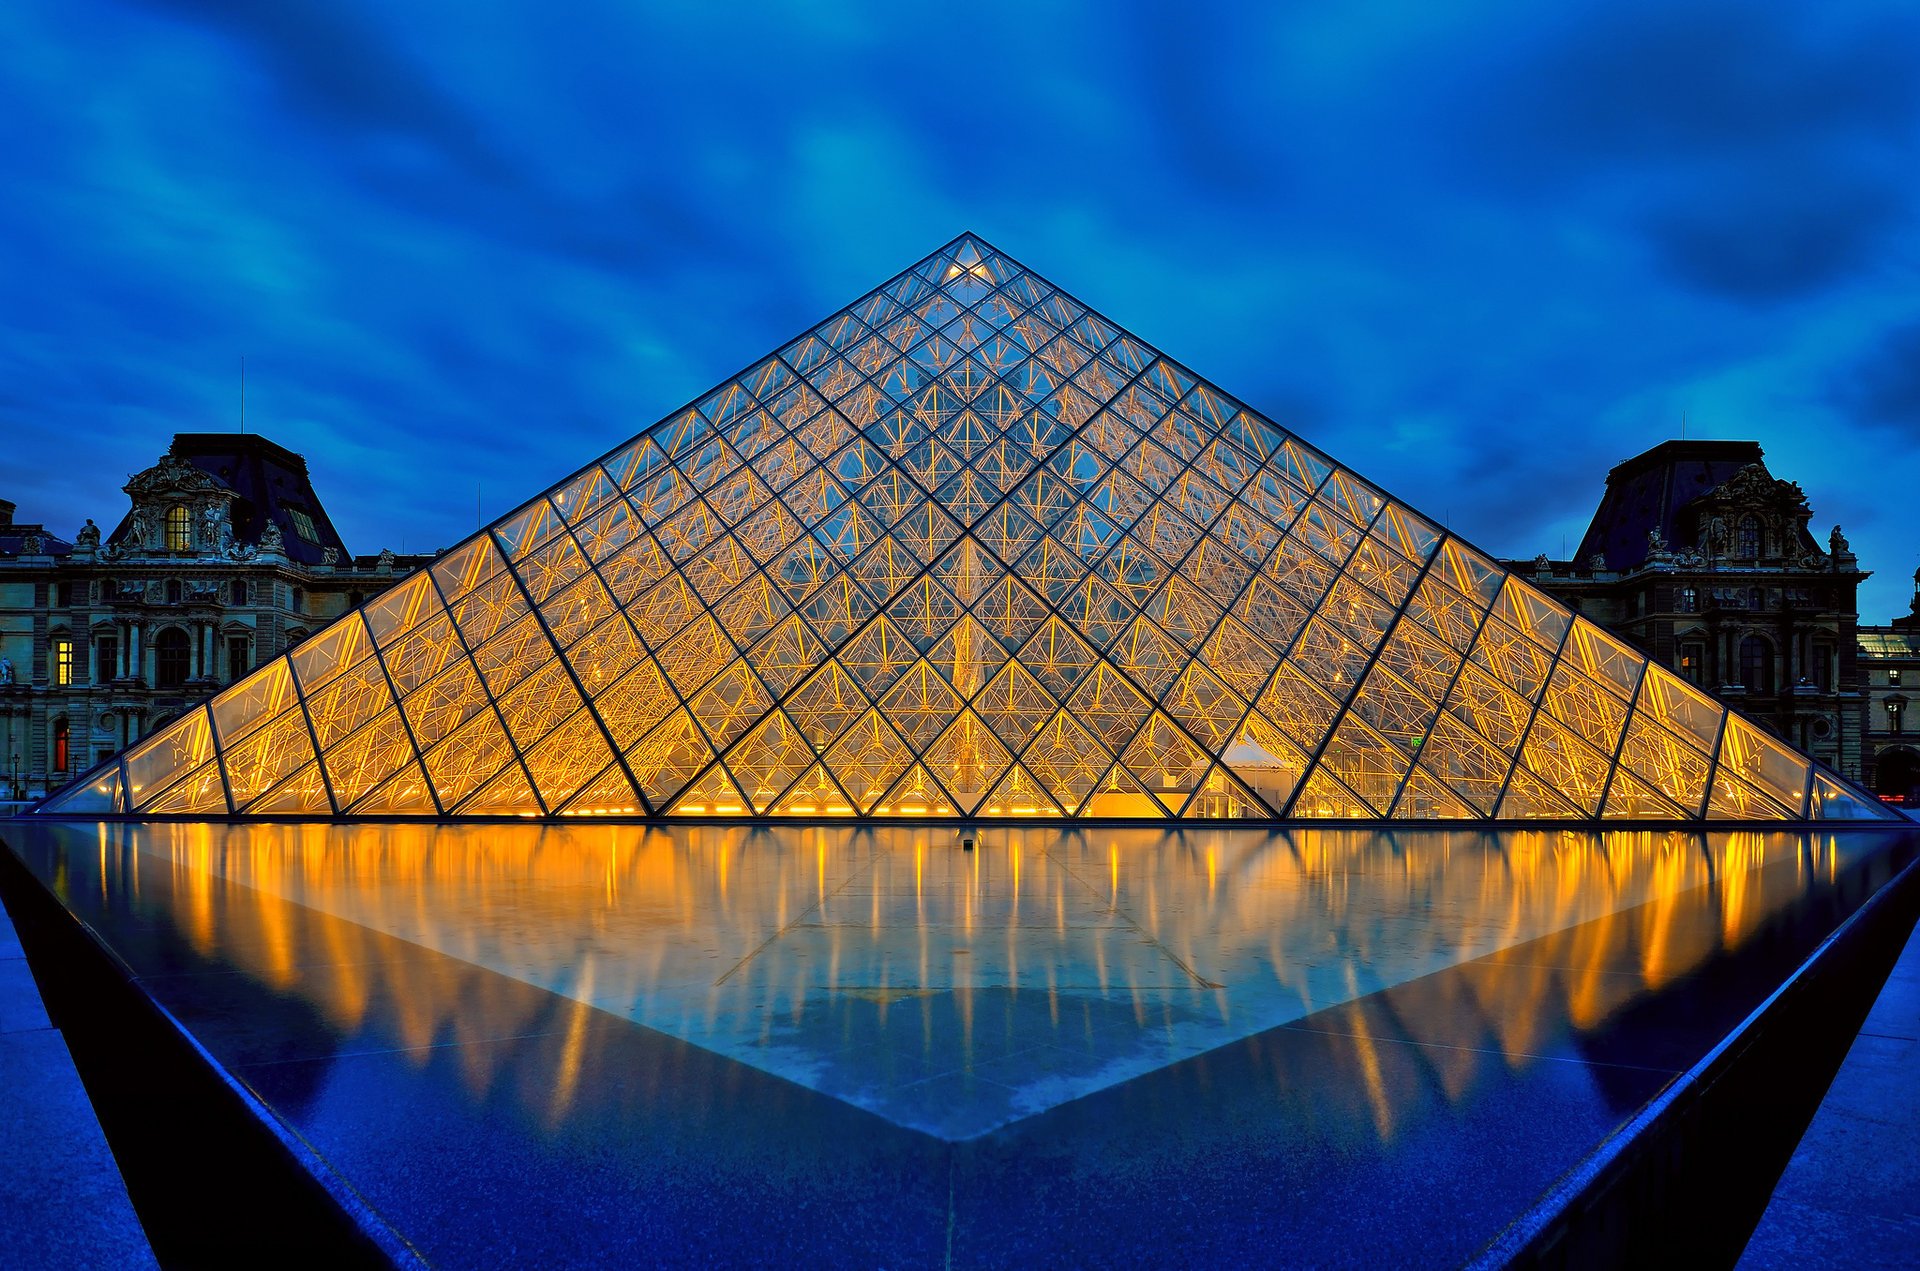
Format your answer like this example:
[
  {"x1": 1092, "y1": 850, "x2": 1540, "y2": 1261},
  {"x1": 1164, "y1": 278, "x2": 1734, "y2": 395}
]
[{"x1": 5, "y1": 821, "x2": 1915, "y2": 1266}]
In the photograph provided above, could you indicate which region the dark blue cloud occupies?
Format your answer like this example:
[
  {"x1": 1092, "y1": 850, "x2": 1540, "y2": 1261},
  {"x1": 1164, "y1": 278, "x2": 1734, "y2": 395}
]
[
  {"x1": 1837, "y1": 320, "x2": 1920, "y2": 435},
  {"x1": 0, "y1": 0, "x2": 1916, "y2": 619}
]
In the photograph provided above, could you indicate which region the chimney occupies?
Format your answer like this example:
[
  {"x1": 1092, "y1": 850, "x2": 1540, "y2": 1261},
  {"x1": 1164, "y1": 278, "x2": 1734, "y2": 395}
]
[{"x1": 0, "y1": 499, "x2": 15, "y2": 527}]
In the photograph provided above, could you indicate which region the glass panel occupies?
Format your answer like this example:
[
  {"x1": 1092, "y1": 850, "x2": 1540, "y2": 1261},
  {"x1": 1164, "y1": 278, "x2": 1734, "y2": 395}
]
[
  {"x1": 144, "y1": 759, "x2": 229, "y2": 815},
  {"x1": 1616, "y1": 713, "x2": 1712, "y2": 817},
  {"x1": 1811, "y1": 772, "x2": 1892, "y2": 820},
  {"x1": 321, "y1": 708, "x2": 419, "y2": 808},
  {"x1": 224, "y1": 710, "x2": 319, "y2": 810},
  {"x1": 249, "y1": 761, "x2": 334, "y2": 815},
  {"x1": 210, "y1": 659, "x2": 299, "y2": 749},
  {"x1": 1391, "y1": 766, "x2": 1477, "y2": 819},
  {"x1": 922, "y1": 709, "x2": 1014, "y2": 814},
  {"x1": 1600, "y1": 769, "x2": 1688, "y2": 820},
  {"x1": 1705, "y1": 767, "x2": 1795, "y2": 821},
  {"x1": 363, "y1": 572, "x2": 442, "y2": 646},
  {"x1": 557, "y1": 764, "x2": 643, "y2": 817},
  {"x1": 290, "y1": 612, "x2": 372, "y2": 697},
  {"x1": 821, "y1": 712, "x2": 915, "y2": 813},
  {"x1": 1517, "y1": 712, "x2": 1611, "y2": 816},
  {"x1": 1715, "y1": 716, "x2": 1809, "y2": 816},
  {"x1": 1635, "y1": 666, "x2": 1723, "y2": 755},
  {"x1": 522, "y1": 710, "x2": 619, "y2": 811},
  {"x1": 350, "y1": 758, "x2": 438, "y2": 815},
  {"x1": 424, "y1": 709, "x2": 521, "y2": 809},
  {"x1": 1495, "y1": 764, "x2": 1584, "y2": 820},
  {"x1": 1289, "y1": 768, "x2": 1372, "y2": 818}
]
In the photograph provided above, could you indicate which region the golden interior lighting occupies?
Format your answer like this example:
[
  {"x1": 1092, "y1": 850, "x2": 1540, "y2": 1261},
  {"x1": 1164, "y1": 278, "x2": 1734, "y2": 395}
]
[{"x1": 42, "y1": 236, "x2": 1894, "y2": 824}]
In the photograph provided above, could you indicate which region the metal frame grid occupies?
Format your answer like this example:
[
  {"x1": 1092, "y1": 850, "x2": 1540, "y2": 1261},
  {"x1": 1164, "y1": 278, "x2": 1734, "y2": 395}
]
[{"x1": 37, "y1": 235, "x2": 1896, "y2": 823}]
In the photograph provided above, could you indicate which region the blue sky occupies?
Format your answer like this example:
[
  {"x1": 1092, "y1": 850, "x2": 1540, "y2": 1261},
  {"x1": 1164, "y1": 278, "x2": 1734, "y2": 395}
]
[{"x1": 3, "y1": 1, "x2": 1917, "y2": 619}]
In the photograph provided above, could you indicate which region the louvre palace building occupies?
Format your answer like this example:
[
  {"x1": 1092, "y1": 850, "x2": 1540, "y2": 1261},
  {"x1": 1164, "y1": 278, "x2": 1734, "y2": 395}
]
[{"x1": 0, "y1": 433, "x2": 432, "y2": 801}]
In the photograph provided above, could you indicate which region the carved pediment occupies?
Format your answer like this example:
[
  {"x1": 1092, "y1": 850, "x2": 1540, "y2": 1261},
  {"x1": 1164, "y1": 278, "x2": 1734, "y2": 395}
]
[
  {"x1": 123, "y1": 454, "x2": 226, "y2": 499},
  {"x1": 1704, "y1": 463, "x2": 1809, "y2": 513}
]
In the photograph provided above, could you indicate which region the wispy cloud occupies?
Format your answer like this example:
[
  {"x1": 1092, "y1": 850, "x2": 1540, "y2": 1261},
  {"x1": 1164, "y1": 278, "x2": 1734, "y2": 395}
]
[{"x1": 2, "y1": 0, "x2": 1916, "y2": 615}]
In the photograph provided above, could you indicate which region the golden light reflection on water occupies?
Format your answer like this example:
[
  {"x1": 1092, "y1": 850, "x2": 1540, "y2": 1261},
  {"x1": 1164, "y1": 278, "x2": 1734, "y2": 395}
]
[{"x1": 90, "y1": 821, "x2": 1879, "y2": 1142}]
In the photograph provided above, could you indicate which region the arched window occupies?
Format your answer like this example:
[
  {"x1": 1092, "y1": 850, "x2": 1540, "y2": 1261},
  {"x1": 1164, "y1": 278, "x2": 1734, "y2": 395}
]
[
  {"x1": 1739, "y1": 636, "x2": 1773, "y2": 694},
  {"x1": 154, "y1": 627, "x2": 192, "y2": 688},
  {"x1": 230, "y1": 579, "x2": 248, "y2": 604},
  {"x1": 1737, "y1": 515, "x2": 1760, "y2": 560},
  {"x1": 1747, "y1": 587, "x2": 1765, "y2": 611},
  {"x1": 165, "y1": 505, "x2": 192, "y2": 551},
  {"x1": 52, "y1": 718, "x2": 70, "y2": 774},
  {"x1": 165, "y1": 579, "x2": 183, "y2": 604}
]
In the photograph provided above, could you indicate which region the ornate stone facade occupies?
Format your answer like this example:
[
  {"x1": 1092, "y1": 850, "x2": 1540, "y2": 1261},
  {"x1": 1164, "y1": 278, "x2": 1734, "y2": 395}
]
[
  {"x1": 1859, "y1": 569, "x2": 1920, "y2": 807},
  {"x1": 0, "y1": 435, "x2": 434, "y2": 800},
  {"x1": 1499, "y1": 441, "x2": 1869, "y2": 779}
]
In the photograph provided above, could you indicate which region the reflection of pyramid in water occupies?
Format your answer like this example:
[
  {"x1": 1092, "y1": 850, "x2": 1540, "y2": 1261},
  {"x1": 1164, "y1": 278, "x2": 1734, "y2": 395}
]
[{"x1": 41, "y1": 235, "x2": 1895, "y2": 822}]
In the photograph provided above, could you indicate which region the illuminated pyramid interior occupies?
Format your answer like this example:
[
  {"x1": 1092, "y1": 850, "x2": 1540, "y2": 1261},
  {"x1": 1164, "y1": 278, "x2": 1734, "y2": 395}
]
[{"x1": 39, "y1": 235, "x2": 1895, "y2": 822}]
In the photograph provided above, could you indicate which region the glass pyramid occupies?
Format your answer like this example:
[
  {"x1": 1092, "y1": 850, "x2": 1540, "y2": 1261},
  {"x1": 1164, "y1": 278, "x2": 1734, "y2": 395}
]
[{"x1": 38, "y1": 235, "x2": 1897, "y2": 822}]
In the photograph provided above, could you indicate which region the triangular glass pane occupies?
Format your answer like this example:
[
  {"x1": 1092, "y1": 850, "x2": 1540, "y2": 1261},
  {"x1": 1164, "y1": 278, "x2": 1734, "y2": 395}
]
[
  {"x1": 624, "y1": 709, "x2": 716, "y2": 810},
  {"x1": 1311, "y1": 718, "x2": 1414, "y2": 816},
  {"x1": 1180, "y1": 764, "x2": 1277, "y2": 819},
  {"x1": 1121, "y1": 710, "x2": 1211, "y2": 805},
  {"x1": 822, "y1": 711, "x2": 915, "y2": 813},
  {"x1": 1080, "y1": 764, "x2": 1170, "y2": 818},
  {"x1": 557, "y1": 763, "x2": 644, "y2": 817},
  {"x1": 349, "y1": 758, "x2": 438, "y2": 816},
  {"x1": 1019, "y1": 711, "x2": 1115, "y2": 814},
  {"x1": 978, "y1": 762, "x2": 1060, "y2": 817},
  {"x1": 670, "y1": 763, "x2": 750, "y2": 816},
  {"x1": 144, "y1": 760, "x2": 229, "y2": 815},
  {"x1": 1391, "y1": 766, "x2": 1478, "y2": 820},
  {"x1": 1518, "y1": 711, "x2": 1612, "y2": 816},
  {"x1": 1616, "y1": 712, "x2": 1712, "y2": 817},
  {"x1": 1601, "y1": 769, "x2": 1690, "y2": 820},
  {"x1": 39, "y1": 766, "x2": 124, "y2": 815},
  {"x1": 725, "y1": 711, "x2": 816, "y2": 814},
  {"x1": 124, "y1": 706, "x2": 216, "y2": 811},
  {"x1": 321, "y1": 708, "x2": 419, "y2": 809},
  {"x1": 1715, "y1": 715, "x2": 1809, "y2": 816},
  {"x1": 222, "y1": 709, "x2": 319, "y2": 810},
  {"x1": 1219, "y1": 710, "x2": 1311, "y2": 816},
  {"x1": 1811, "y1": 772, "x2": 1893, "y2": 821},
  {"x1": 247, "y1": 761, "x2": 334, "y2": 815},
  {"x1": 1705, "y1": 767, "x2": 1796, "y2": 821},
  {"x1": 1495, "y1": 764, "x2": 1586, "y2": 821},
  {"x1": 1288, "y1": 768, "x2": 1372, "y2": 818},
  {"x1": 456, "y1": 762, "x2": 544, "y2": 816},
  {"x1": 923, "y1": 710, "x2": 1014, "y2": 815},
  {"x1": 772, "y1": 764, "x2": 856, "y2": 816},
  {"x1": 874, "y1": 763, "x2": 959, "y2": 816},
  {"x1": 523, "y1": 711, "x2": 620, "y2": 811},
  {"x1": 422, "y1": 708, "x2": 520, "y2": 809}
]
